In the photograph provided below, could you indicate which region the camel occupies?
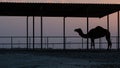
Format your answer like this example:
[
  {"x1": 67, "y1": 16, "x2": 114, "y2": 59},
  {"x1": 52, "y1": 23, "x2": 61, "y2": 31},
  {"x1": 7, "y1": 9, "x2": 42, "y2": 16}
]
[{"x1": 74, "y1": 26, "x2": 112, "y2": 49}]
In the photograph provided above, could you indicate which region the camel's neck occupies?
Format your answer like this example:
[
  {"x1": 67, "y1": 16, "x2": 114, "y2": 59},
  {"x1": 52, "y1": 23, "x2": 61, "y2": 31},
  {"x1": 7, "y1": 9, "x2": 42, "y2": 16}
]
[{"x1": 78, "y1": 31, "x2": 88, "y2": 38}]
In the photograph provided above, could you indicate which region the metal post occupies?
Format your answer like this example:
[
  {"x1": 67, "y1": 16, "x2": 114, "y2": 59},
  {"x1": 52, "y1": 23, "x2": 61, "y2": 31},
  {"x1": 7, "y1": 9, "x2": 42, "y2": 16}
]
[
  {"x1": 26, "y1": 16, "x2": 29, "y2": 50},
  {"x1": 87, "y1": 17, "x2": 89, "y2": 50},
  {"x1": 118, "y1": 11, "x2": 119, "y2": 50},
  {"x1": 99, "y1": 38, "x2": 101, "y2": 49},
  {"x1": 33, "y1": 16, "x2": 35, "y2": 50},
  {"x1": 41, "y1": 16, "x2": 43, "y2": 49},
  {"x1": 11, "y1": 36, "x2": 13, "y2": 49},
  {"x1": 63, "y1": 17, "x2": 66, "y2": 50},
  {"x1": 46, "y1": 37, "x2": 48, "y2": 49},
  {"x1": 29, "y1": 37, "x2": 31, "y2": 49},
  {"x1": 82, "y1": 38, "x2": 83, "y2": 49},
  {"x1": 107, "y1": 15, "x2": 109, "y2": 30}
]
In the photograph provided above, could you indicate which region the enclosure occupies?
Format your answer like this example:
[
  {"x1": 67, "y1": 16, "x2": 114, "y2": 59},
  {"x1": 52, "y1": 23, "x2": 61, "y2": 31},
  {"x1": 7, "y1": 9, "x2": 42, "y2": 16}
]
[{"x1": 0, "y1": 2, "x2": 120, "y2": 50}]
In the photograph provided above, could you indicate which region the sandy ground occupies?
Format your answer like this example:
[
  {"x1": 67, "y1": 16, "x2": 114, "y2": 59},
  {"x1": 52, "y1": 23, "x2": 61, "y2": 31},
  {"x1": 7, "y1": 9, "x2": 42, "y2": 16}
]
[{"x1": 0, "y1": 50, "x2": 120, "y2": 68}]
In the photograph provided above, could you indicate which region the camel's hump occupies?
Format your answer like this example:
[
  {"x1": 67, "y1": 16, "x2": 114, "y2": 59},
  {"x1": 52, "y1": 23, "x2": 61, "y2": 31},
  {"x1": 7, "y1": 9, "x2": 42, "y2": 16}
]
[
  {"x1": 89, "y1": 26, "x2": 106, "y2": 34},
  {"x1": 95, "y1": 26, "x2": 104, "y2": 29}
]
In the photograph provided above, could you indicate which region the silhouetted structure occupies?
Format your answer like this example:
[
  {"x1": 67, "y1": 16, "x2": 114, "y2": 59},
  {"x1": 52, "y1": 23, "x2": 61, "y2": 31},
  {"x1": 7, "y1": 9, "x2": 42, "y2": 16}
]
[
  {"x1": 75, "y1": 26, "x2": 112, "y2": 49},
  {"x1": 0, "y1": 2, "x2": 119, "y2": 50}
]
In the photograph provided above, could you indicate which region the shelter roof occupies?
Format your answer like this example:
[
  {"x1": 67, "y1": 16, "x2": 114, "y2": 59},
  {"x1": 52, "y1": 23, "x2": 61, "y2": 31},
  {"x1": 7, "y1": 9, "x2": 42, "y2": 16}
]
[{"x1": 0, "y1": 2, "x2": 120, "y2": 18}]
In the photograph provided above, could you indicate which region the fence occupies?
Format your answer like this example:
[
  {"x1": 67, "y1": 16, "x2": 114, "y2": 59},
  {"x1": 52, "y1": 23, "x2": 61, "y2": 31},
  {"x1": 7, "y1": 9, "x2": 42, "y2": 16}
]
[{"x1": 0, "y1": 36, "x2": 118, "y2": 50}]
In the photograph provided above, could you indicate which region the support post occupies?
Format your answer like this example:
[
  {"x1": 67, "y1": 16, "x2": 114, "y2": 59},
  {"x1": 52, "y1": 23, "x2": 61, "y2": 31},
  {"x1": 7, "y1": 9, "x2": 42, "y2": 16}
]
[
  {"x1": 26, "y1": 16, "x2": 29, "y2": 50},
  {"x1": 118, "y1": 11, "x2": 119, "y2": 50},
  {"x1": 82, "y1": 38, "x2": 83, "y2": 49},
  {"x1": 11, "y1": 36, "x2": 13, "y2": 49},
  {"x1": 41, "y1": 16, "x2": 43, "y2": 49},
  {"x1": 87, "y1": 17, "x2": 89, "y2": 50},
  {"x1": 33, "y1": 16, "x2": 35, "y2": 50},
  {"x1": 29, "y1": 37, "x2": 31, "y2": 49},
  {"x1": 99, "y1": 38, "x2": 101, "y2": 49},
  {"x1": 46, "y1": 37, "x2": 48, "y2": 49},
  {"x1": 63, "y1": 17, "x2": 66, "y2": 50},
  {"x1": 107, "y1": 15, "x2": 109, "y2": 30}
]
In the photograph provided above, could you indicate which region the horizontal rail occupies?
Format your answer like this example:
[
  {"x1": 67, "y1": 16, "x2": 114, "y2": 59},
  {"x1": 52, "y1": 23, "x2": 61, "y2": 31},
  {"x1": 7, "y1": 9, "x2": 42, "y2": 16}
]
[
  {"x1": 0, "y1": 36, "x2": 118, "y2": 49},
  {"x1": 0, "y1": 36, "x2": 117, "y2": 38}
]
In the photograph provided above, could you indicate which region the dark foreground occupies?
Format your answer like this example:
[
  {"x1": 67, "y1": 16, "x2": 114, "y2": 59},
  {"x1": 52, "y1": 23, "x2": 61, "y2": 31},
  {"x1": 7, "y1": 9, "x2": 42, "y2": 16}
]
[{"x1": 0, "y1": 49, "x2": 120, "y2": 68}]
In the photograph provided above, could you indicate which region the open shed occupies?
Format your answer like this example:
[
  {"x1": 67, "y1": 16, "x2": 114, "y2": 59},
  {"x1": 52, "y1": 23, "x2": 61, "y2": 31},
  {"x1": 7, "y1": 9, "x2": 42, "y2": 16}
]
[{"x1": 0, "y1": 2, "x2": 120, "y2": 50}]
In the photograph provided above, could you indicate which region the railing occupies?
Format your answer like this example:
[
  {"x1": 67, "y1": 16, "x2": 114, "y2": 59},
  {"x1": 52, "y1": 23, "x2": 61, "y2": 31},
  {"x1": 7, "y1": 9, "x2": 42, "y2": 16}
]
[{"x1": 0, "y1": 36, "x2": 118, "y2": 49}]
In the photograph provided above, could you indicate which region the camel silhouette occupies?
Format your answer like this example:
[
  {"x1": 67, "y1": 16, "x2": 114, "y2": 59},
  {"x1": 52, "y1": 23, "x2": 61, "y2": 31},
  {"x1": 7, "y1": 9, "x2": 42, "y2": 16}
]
[{"x1": 74, "y1": 26, "x2": 112, "y2": 49}]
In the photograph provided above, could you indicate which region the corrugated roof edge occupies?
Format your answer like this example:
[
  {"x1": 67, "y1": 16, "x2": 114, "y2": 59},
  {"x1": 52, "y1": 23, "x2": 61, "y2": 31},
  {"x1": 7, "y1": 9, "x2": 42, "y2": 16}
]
[{"x1": 0, "y1": 2, "x2": 119, "y2": 5}]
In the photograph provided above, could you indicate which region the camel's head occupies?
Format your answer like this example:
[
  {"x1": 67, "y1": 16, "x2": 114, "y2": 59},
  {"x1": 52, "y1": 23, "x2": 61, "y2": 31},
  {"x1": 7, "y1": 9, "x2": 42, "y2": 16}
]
[{"x1": 74, "y1": 28, "x2": 82, "y2": 33}]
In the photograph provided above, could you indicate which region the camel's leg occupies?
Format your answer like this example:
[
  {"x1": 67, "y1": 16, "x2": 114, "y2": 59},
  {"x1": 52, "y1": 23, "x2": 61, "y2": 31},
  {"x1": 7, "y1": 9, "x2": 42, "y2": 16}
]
[
  {"x1": 106, "y1": 39, "x2": 111, "y2": 50},
  {"x1": 106, "y1": 33, "x2": 112, "y2": 50},
  {"x1": 91, "y1": 39, "x2": 92, "y2": 49},
  {"x1": 93, "y1": 39, "x2": 95, "y2": 49},
  {"x1": 91, "y1": 39, "x2": 95, "y2": 49}
]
